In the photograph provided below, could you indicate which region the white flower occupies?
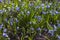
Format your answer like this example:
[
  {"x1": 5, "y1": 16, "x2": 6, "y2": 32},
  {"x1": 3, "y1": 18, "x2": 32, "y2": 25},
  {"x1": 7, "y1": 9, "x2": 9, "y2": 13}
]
[
  {"x1": 17, "y1": 27, "x2": 19, "y2": 30},
  {"x1": 19, "y1": 0, "x2": 21, "y2": 2}
]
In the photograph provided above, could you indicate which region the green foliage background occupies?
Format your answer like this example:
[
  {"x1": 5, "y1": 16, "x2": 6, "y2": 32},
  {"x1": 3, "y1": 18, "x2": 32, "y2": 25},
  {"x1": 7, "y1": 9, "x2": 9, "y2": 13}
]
[{"x1": 0, "y1": 0, "x2": 60, "y2": 40}]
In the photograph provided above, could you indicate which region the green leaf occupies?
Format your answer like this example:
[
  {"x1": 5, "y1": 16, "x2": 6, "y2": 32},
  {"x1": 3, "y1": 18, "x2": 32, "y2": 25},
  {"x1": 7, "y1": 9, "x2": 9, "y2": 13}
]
[{"x1": 47, "y1": 22, "x2": 53, "y2": 30}]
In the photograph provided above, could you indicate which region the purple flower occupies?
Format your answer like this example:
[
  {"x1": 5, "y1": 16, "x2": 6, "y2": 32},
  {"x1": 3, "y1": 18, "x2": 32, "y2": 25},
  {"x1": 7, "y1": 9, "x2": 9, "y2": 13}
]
[
  {"x1": 16, "y1": 7, "x2": 20, "y2": 11},
  {"x1": 3, "y1": 33, "x2": 8, "y2": 37}
]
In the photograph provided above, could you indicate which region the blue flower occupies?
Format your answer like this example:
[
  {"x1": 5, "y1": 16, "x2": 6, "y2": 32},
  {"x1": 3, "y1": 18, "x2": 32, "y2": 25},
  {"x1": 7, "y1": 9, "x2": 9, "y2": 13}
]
[
  {"x1": 37, "y1": 27, "x2": 41, "y2": 31},
  {"x1": 41, "y1": 4, "x2": 44, "y2": 7},
  {"x1": 27, "y1": 11, "x2": 30, "y2": 15},
  {"x1": 10, "y1": 22, "x2": 13, "y2": 26},
  {"x1": 30, "y1": 27, "x2": 34, "y2": 31},
  {"x1": 0, "y1": 24, "x2": 3, "y2": 29},
  {"x1": 42, "y1": 11, "x2": 46, "y2": 14},
  {"x1": 0, "y1": 0, "x2": 2, "y2": 2},
  {"x1": 34, "y1": 16, "x2": 42, "y2": 21},
  {"x1": 0, "y1": 25, "x2": 2, "y2": 29},
  {"x1": 0, "y1": 10, "x2": 3, "y2": 13},
  {"x1": 57, "y1": 23, "x2": 60, "y2": 27},
  {"x1": 48, "y1": 30, "x2": 54, "y2": 36},
  {"x1": 55, "y1": 11, "x2": 59, "y2": 14},
  {"x1": 58, "y1": 23, "x2": 60, "y2": 27},
  {"x1": 57, "y1": 35, "x2": 60, "y2": 40},
  {"x1": 37, "y1": 16, "x2": 42, "y2": 21},
  {"x1": 3, "y1": 28, "x2": 7, "y2": 33},
  {"x1": 29, "y1": 3, "x2": 34, "y2": 6},
  {"x1": 46, "y1": 5, "x2": 50, "y2": 8},
  {"x1": 15, "y1": 18, "x2": 19, "y2": 22},
  {"x1": 16, "y1": 7, "x2": 20, "y2": 11},
  {"x1": 3, "y1": 33, "x2": 8, "y2": 37}
]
